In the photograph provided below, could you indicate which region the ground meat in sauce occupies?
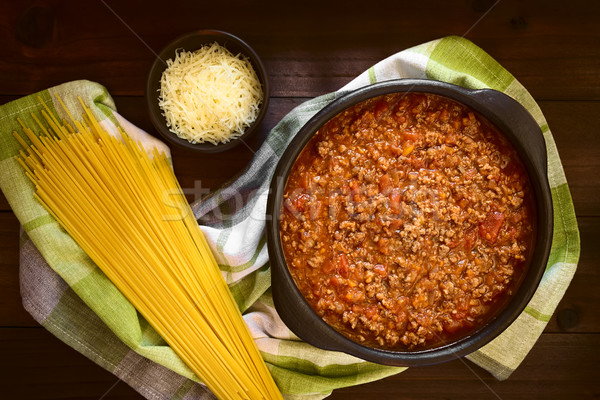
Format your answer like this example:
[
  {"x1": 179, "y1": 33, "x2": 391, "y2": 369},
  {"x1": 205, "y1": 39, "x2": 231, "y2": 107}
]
[{"x1": 279, "y1": 92, "x2": 535, "y2": 350}]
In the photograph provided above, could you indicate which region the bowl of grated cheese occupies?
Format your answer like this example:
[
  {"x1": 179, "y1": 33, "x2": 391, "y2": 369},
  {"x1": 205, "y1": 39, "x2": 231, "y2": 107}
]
[{"x1": 146, "y1": 30, "x2": 269, "y2": 153}]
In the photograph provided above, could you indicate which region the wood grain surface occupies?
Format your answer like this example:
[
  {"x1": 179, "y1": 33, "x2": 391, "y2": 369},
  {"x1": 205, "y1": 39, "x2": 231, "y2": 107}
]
[{"x1": 0, "y1": 0, "x2": 598, "y2": 399}]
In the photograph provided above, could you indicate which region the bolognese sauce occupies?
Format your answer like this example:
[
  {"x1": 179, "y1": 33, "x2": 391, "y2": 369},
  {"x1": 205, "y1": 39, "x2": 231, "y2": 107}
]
[{"x1": 279, "y1": 92, "x2": 535, "y2": 350}]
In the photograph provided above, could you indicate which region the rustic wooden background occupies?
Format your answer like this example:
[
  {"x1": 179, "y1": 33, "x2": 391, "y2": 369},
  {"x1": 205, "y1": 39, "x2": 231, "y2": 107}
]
[{"x1": 1, "y1": 0, "x2": 598, "y2": 399}]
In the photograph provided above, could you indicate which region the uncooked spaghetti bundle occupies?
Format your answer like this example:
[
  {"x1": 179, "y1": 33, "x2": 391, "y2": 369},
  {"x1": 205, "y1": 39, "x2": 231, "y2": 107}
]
[{"x1": 15, "y1": 97, "x2": 282, "y2": 400}]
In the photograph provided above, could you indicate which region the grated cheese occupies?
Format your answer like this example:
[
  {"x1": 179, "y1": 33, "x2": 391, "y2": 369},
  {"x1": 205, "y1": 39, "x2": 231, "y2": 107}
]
[{"x1": 158, "y1": 42, "x2": 264, "y2": 145}]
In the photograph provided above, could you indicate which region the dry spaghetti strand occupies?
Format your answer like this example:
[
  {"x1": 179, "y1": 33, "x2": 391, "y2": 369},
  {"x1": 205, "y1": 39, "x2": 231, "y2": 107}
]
[{"x1": 15, "y1": 97, "x2": 282, "y2": 400}]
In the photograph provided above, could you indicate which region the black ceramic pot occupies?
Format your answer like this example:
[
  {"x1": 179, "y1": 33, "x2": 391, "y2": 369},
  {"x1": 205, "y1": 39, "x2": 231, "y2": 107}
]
[{"x1": 265, "y1": 79, "x2": 553, "y2": 367}]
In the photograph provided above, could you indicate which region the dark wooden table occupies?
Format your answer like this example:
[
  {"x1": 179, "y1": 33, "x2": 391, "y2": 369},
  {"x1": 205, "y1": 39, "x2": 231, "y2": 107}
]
[{"x1": 1, "y1": 1, "x2": 599, "y2": 399}]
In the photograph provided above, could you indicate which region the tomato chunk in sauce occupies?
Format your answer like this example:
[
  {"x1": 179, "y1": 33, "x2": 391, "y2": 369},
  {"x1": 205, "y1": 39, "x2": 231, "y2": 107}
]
[{"x1": 279, "y1": 93, "x2": 534, "y2": 350}]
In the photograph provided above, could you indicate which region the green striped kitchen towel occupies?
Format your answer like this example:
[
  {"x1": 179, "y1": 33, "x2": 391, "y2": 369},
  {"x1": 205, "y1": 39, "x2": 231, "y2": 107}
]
[{"x1": 0, "y1": 35, "x2": 580, "y2": 399}]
